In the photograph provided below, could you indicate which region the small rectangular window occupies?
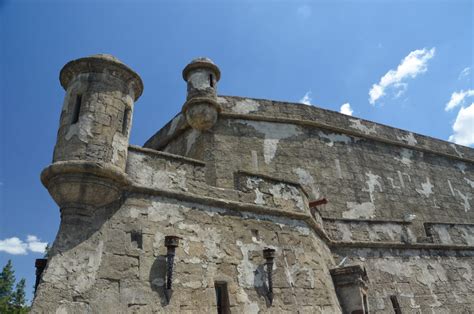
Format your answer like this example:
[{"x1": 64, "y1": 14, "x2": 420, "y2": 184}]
[
  {"x1": 71, "y1": 94, "x2": 82, "y2": 124},
  {"x1": 390, "y1": 295, "x2": 402, "y2": 314},
  {"x1": 122, "y1": 108, "x2": 130, "y2": 134},
  {"x1": 130, "y1": 231, "x2": 142, "y2": 249},
  {"x1": 424, "y1": 223, "x2": 433, "y2": 238},
  {"x1": 209, "y1": 74, "x2": 214, "y2": 87},
  {"x1": 215, "y1": 282, "x2": 230, "y2": 314}
]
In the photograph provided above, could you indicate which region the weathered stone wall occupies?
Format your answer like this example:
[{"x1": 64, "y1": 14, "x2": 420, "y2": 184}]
[
  {"x1": 324, "y1": 219, "x2": 416, "y2": 244},
  {"x1": 428, "y1": 222, "x2": 474, "y2": 246},
  {"x1": 54, "y1": 55, "x2": 141, "y2": 170},
  {"x1": 37, "y1": 53, "x2": 473, "y2": 313},
  {"x1": 158, "y1": 97, "x2": 472, "y2": 226},
  {"x1": 147, "y1": 97, "x2": 473, "y2": 229},
  {"x1": 126, "y1": 145, "x2": 207, "y2": 194},
  {"x1": 34, "y1": 141, "x2": 343, "y2": 313},
  {"x1": 333, "y1": 248, "x2": 474, "y2": 313},
  {"x1": 144, "y1": 94, "x2": 474, "y2": 313},
  {"x1": 33, "y1": 193, "x2": 341, "y2": 313}
]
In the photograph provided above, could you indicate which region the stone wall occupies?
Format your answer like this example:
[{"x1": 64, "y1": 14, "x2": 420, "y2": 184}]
[
  {"x1": 33, "y1": 190, "x2": 341, "y2": 313},
  {"x1": 34, "y1": 143, "x2": 343, "y2": 313},
  {"x1": 427, "y1": 222, "x2": 474, "y2": 246},
  {"x1": 36, "y1": 77, "x2": 473, "y2": 312},
  {"x1": 147, "y1": 97, "x2": 473, "y2": 230},
  {"x1": 334, "y1": 248, "x2": 474, "y2": 313},
  {"x1": 143, "y1": 94, "x2": 474, "y2": 313}
]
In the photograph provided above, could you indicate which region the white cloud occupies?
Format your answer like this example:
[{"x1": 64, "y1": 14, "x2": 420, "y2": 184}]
[
  {"x1": 369, "y1": 47, "x2": 436, "y2": 105},
  {"x1": 0, "y1": 237, "x2": 27, "y2": 255},
  {"x1": 445, "y1": 89, "x2": 474, "y2": 111},
  {"x1": 299, "y1": 91, "x2": 312, "y2": 105},
  {"x1": 296, "y1": 5, "x2": 312, "y2": 19},
  {"x1": 26, "y1": 235, "x2": 48, "y2": 253},
  {"x1": 449, "y1": 103, "x2": 474, "y2": 146},
  {"x1": 340, "y1": 103, "x2": 353, "y2": 116},
  {"x1": 459, "y1": 67, "x2": 470, "y2": 80},
  {"x1": 0, "y1": 235, "x2": 47, "y2": 255}
]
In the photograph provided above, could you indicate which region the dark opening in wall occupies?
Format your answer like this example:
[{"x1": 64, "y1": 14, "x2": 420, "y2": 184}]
[
  {"x1": 71, "y1": 94, "x2": 82, "y2": 124},
  {"x1": 209, "y1": 74, "x2": 214, "y2": 88},
  {"x1": 122, "y1": 108, "x2": 130, "y2": 134},
  {"x1": 214, "y1": 281, "x2": 230, "y2": 314},
  {"x1": 130, "y1": 231, "x2": 142, "y2": 249},
  {"x1": 363, "y1": 294, "x2": 369, "y2": 314},
  {"x1": 424, "y1": 223, "x2": 434, "y2": 239},
  {"x1": 390, "y1": 295, "x2": 402, "y2": 314},
  {"x1": 251, "y1": 229, "x2": 260, "y2": 241}
]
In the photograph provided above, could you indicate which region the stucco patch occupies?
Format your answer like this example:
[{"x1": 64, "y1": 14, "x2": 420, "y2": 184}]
[
  {"x1": 318, "y1": 131, "x2": 352, "y2": 147},
  {"x1": 363, "y1": 171, "x2": 383, "y2": 203},
  {"x1": 349, "y1": 119, "x2": 377, "y2": 135},
  {"x1": 394, "y1": 148, "x2": 414, "y2": 167},
  {"x1": 343, "y1": 202, "x2": 376, "y2": 219},
  {"x1": 293, "y1": 168, "x2": 320, "y2": 199},
  {"x1": 416, "y1": 177, "x2": 434, "y2": 198},
  {"x1": 397, "y1": 132, "x2": 418, "y2": 146},
  {"x1": 237, "y1": 120, "x2": 302, "y2": 164},
  {"x1": 232, "y1": 99, "x2": 260, "y2": 114}
]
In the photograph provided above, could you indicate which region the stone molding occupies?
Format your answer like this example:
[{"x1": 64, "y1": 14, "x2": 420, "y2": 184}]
[
  {"x1": 59, "y1": 54, "x2": 143, "y2": 100},
  {"x1": 182, "y1": 58, "x2": 221, "y2": 81},
  {"x1": 128, "y1": 145, "x2": 206, "y2": 166},
  {"x1": 181, "y1": 97, "x2": 222, "y2": 115},
  {"x1": 41, "y1": 160, "x2": 129, "y2": 187}
]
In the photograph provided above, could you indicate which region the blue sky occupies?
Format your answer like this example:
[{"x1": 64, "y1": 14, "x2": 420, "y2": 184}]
[{"x1": 0, "y1": 0, "x2": 472, "y2": 302}]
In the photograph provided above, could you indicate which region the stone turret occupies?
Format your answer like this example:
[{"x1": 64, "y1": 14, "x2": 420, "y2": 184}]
[
  {"x1": 41, "y1": 54, "x2": 143, "y2": 210},
  {"x1": 181, "y1": 57, "x2": 221, "y2": 131}
]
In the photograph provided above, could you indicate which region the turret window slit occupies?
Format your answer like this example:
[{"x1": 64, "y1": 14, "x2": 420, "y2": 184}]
[
  {"x1": 122, "y1": 108, "x2": 130, "y2": 134},
  {"x1": 215, "y1": 281, "x2": 230, "y2": 314},
  {"x1": 390, "y1": 295, "x2": 402, "y2": 314},
  {"x1": 71, "y1": 94, "x2": 82, "y2": 124}
]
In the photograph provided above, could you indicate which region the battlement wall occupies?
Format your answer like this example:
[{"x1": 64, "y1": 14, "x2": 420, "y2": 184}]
[{"x1": 146, "y1": 96, "x2": 474, "y2": 162}]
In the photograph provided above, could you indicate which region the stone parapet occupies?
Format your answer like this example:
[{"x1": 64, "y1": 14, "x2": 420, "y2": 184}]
[{"x1": 218, "y1": 96, "x2": 474, "y2": 162}]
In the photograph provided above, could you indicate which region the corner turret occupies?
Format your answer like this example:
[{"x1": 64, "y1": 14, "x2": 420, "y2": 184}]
[
  {"x1": 41, "y1": 54, "x2": 143, "y2": 209},
  {"x1": 181, "y1": 57, "x2": 221, "y2": 131}
]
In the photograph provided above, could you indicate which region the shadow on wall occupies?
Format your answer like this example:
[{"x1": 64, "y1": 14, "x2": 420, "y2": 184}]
[
  {"x1": 254, "y1": 263, "x2": 273, "y2": 308},
  {"x1": 149, "y1": 255, "x2": 169, "y2": 306},
  {"x1": 50, "y1": 198, "x2": 123, "y2": 258},
  {"x1": 33, "y1": 198, "x2": 124, "y2": 308}
]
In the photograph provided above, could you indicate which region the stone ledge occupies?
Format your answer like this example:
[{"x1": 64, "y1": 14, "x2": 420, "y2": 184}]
[
  {"x1": 235, "y1": 170, "x2": 310, "y2": 199},
  {"x1": 126, "y1": 184, "x2": 311, "y2": 221},
  {"x1": 128, "y1": 145, "x2": 206, "y2": 166},
  {"x1": 322, "y1": 217, "x2": 412, "y2": 225},
  {"x1": 425, "y1": 221, "x2": 474, "y2": 227},
  {"x1": 331, "y1": 240, "x2": 474, "y2": 251}
]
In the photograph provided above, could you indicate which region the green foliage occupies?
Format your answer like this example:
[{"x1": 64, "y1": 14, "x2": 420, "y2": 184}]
[
  {"x1": 12, "y1": 279, "x2": 27, "y2": 308},
  {"x1": 0, "y1": 260, "x2": 15, "y2": 312},
  {"x1": 0, "y1": 260, "x2": 29, "y2": 313}
]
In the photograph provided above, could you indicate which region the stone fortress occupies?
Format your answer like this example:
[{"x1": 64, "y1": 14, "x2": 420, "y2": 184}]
[{"x1": 32, "y1": 54, "x2": 473, "y2": 313}]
